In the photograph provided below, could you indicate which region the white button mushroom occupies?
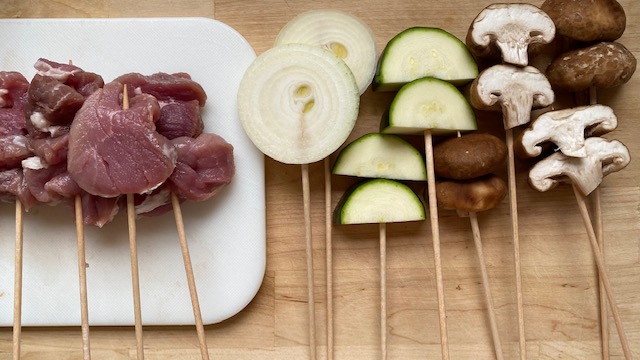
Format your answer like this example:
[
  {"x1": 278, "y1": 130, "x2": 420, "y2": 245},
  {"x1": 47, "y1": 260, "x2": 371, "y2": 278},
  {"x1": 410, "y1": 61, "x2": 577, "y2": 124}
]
[
  {"x1": 519, "y1": 105, "x2": 618, "y2": 158},
  {"x1": 469, "y1": 64, "x2": 555, "y2": 129},
  {"x1": 528, "y1": 137, "x2": 630, "y2": 196},
  {"x1": 466, "y1": 3, "x2": 556, "y2": 67}
]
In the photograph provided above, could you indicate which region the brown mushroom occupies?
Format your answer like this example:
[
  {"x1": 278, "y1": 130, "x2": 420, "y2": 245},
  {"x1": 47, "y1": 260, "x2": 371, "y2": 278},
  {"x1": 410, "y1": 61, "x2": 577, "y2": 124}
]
[
  {"x1": 541, "y1": 0, "x2": 626, "y2": 42},
  {"x1": 546, "y1": 42, "x2": 637, "y2": 92},
  {"x1": 433, "y1": 133, "x2": 507, "y2": 180},
  {"x1": 436, "y1": 175, "x2": 507, "y2": 213},
  {"x1": 469, "y1": 64, "x2": 555, "y2": 129},
  {"x1": 466, "y1": 3, "x2": 556, "y2": 67}
]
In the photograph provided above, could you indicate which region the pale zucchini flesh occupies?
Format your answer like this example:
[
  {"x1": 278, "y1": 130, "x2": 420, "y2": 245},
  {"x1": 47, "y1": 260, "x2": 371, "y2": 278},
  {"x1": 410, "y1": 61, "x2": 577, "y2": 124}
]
[
  {"x1": 374, "y1": 27, "x2": 478, "y2": 92},
  {"x1": 332, "y1": 133, "x2": 426, "y2": 181},
  {"x1": 380, "y1": 77, "x2": 477, "y2": 134},
  {"x1": 334, "y1": 179, "x2": 426, "y2": 224}
]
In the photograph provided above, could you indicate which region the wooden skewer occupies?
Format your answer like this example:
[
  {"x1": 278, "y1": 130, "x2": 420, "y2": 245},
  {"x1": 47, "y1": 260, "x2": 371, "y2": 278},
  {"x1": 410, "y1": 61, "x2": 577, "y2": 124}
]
[
  {"x1": 301, "y1": 163, "x2": 317, "y2": 360},
  {"x1": 122, "y1": 86, "x2": 145, "y2": 360},
  {"x1": 572, "y1": 186, "x2": 633, "y2": 360},
  {"x1": 75, "y1": 196, "x2": 91, "y2": 360},
  {"x1": 379, "y1": 222, "x2": 387, "y2": 360},
  {"x1": 171, "y1": 193, "x2": 210, "y2": 360},
  {"x1": 68, "y1": 59, "x2": 92, "y2": 360},
  {"x1": 324, "y1": 157, "x2": 334, "y2": 360},
  {"x1": 505, "y1": 128, "x2": 527, "y2": 360},
  {"x1": 423, "y1": 129, "x2": 449, "y2": 360},
  {"x1": 587, "y1": 86, "x2": 609, "y2": 359},
  {"x1": 468, "y1": 212, "x2": 504, "y2": 360},
  {"x1": 12, "y1": 199, "x2": 24, "y2": 360}
]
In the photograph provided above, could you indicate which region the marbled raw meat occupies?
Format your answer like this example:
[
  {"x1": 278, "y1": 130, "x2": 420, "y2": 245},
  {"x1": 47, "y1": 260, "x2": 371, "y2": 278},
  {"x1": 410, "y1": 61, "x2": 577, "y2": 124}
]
[
  {"x1": 0, "y1": 168, "x2": 38, "y2": 209},
  {"x1": 169, "y1": 133, "x2": 234, "y2": 202},
  {"x1": 0, "y1": 71, "x2": 29, "y2": 136},
  {"x1": 68, "y1": 81, "x2": 176, "y2": 197}
]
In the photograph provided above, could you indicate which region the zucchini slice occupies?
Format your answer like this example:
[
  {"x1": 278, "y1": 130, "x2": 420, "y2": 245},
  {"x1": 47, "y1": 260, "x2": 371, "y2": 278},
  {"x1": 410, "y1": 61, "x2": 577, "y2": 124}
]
[
  {"x1": 332, "y1": 133, "x2": 426, "y2": 180},
  {"x1": 373, "y1": 27, "x2": 478, "y2": 92},
  {"x1": 334, "y1": 178, "x2": 426, "y2": 224},
  {"x1": 380, "y1": 77, "x2": 477, "y2": 135}
]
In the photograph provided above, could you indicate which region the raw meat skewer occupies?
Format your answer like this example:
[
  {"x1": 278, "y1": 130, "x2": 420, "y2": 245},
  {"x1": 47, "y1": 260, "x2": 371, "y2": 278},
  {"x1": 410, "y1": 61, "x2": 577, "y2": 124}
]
[
  {"x1": 75, "y1": 195, "x2": 91, "y2": 360},
  {"x1": 122, "y1": 86, "x2": 145, "y2": 360},
  {"x1": 170, "y1": 192, "x2": 210, "y2": 360},
  {"x1": 68, "y1": 58, "x2": 92, "y2": 360},
  {"x1": 12, "y1": 200, "x2": 24, "y2": 360}
]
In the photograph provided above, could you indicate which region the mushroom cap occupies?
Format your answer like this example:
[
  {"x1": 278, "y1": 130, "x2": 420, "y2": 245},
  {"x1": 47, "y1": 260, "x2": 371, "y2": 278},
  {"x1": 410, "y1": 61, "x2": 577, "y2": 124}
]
[
  {"x1": 528, "y1": 137, "x2": 630, "y2": 196},
  {"x1": 546, "y1": 42, "x2": 637, "y2": 92},
  {"x1": 541, "y1": 0, "x2": 626, "y2": 42},
  {"x1": 436, "y1": 174, "x2": 507, "y2": 213},
  {"x1": 433, "y1": 133, "x2": 507, "y2": 180},
  {"x1": 466, "y1": 3, "x2": 556, "y2": 66},
  {"x1": 519, "y1": 104, "x2": 618, "y2": 158},
  {"x1": 469, "y1": 64, "x2": 555, "y2": 129}
]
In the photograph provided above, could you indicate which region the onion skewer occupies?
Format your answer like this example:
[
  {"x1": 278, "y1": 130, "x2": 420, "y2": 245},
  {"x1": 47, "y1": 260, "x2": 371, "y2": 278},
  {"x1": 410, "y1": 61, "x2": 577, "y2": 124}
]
[
  {"x1": 324, "y1": 157, "x2": 334, "y2": 360},
  {"x1": 12, "y1": 199, "x2": 24, "y2": 360},
  {"x1": 122, "y1": 86, "x2": 145, "y2": 360}
]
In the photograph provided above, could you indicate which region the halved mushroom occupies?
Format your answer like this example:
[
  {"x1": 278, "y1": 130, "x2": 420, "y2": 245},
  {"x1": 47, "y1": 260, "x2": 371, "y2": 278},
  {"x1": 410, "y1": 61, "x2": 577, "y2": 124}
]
[
  {"x1": 541, "y1": 0, "x2": 626, "y2": 42},
  {"x1": 519, "y1": 104, "x2": 618, "y2": 158},
  {"x1": 466, "y1": 3, "x2": 556, "y2": 67},
  {"x1": 469, "y1": 64, "x2": 555, "y2": 129},
  {"x1": 528, "y1": 137, "x2": 630, "y2": 196}
]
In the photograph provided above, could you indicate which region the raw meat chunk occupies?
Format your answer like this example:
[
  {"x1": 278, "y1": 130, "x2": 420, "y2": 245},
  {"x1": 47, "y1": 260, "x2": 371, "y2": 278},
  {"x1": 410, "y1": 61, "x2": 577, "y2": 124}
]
[
  {"x1": 68, "y1": 81, "x2": 176, "y2": 197},
  {"x1": 169, "y1": 133, "x2": 234, "y2": 201}
]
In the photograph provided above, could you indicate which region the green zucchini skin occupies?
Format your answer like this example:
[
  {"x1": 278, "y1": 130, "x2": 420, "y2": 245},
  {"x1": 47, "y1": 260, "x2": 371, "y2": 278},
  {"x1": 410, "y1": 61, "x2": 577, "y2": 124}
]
[
  {"x1": 373, "y1": 27, "x2": 478, "y2": 92},
  {"x1": 332, "y1": 133, "x2": 427, "y2": 181},
  {"x1": 333, "y1": 178, "x2": 426, "y2": 224}
]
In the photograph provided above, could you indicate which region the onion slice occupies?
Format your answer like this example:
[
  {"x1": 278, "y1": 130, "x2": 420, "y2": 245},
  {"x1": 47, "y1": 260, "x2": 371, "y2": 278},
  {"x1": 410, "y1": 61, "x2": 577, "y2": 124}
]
[
  {"x1": 274, "y1": 10, "x2": 377, "y2": 95},
  {"x1": 237, "y1": 43, "x2": 360, "y2": 164}
]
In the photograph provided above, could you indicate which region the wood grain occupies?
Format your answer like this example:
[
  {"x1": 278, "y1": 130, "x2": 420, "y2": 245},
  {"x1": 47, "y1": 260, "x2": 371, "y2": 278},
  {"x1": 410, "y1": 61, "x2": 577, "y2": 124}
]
[{"x1": 1, "y1": 0, "x2": 639, "y2": 359}]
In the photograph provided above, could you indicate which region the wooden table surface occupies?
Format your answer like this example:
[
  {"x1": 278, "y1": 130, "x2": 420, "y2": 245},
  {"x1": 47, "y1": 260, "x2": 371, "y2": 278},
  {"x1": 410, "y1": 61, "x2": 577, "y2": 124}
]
[{"x1": 1, "y1": 0, "x2": 639, "y2": 359}]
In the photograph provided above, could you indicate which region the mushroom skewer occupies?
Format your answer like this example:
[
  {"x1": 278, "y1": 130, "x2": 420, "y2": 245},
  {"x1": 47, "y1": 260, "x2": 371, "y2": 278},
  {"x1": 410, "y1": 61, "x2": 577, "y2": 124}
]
[
  {"x1": 469, "y1": 64, "x2": 555, "y2": 360},
  {"x1": 12, "y1": 199, "x2": 24, "y2": 360},
  {"x1": 433, "y1": 132, "x2": 508, "y2": 360},
  {"x1": 528, "y1": 135, "x2": 633, "y2": 359}
]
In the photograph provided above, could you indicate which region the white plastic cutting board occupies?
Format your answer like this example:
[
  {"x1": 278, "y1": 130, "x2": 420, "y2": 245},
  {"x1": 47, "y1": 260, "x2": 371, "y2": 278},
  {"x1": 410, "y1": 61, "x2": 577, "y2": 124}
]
[{"x1": 0, "y1": 18, "x2": 265, "y2": 326}]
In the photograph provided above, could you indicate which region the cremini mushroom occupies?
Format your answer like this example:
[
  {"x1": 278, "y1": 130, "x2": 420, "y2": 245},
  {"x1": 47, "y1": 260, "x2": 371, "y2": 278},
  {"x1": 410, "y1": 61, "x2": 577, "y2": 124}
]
[
  {"x1": 433, "y1": 133, "x2": 507, "y2": 180},
  {"x1": 466, "y1": 3, "x2": 556, "y2": 67},
  {"x1": 541, "y1": 0, "x2": 626, "y2": 42},
  {"x1": 519, "y1": 104, "x2": 618, "y2": 158},
  {"x1": 546, "y1": 42, "x2": 637, "y2": 92},
  {"x1": 436, "y1": 175, "x2": 507, "y2": 213},
  {"x1": 469, "y1": 64, "x2": 555, "y2": 129},
  {"x1": 528, "y1": 137, "x2": 630, "y2": 196}
]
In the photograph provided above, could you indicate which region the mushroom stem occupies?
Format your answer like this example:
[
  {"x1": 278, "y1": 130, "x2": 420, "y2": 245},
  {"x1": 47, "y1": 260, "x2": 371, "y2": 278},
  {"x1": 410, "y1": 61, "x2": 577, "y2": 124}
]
[{"x1": 573, "y1": 185, "x2": 633, "y2": 360}]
